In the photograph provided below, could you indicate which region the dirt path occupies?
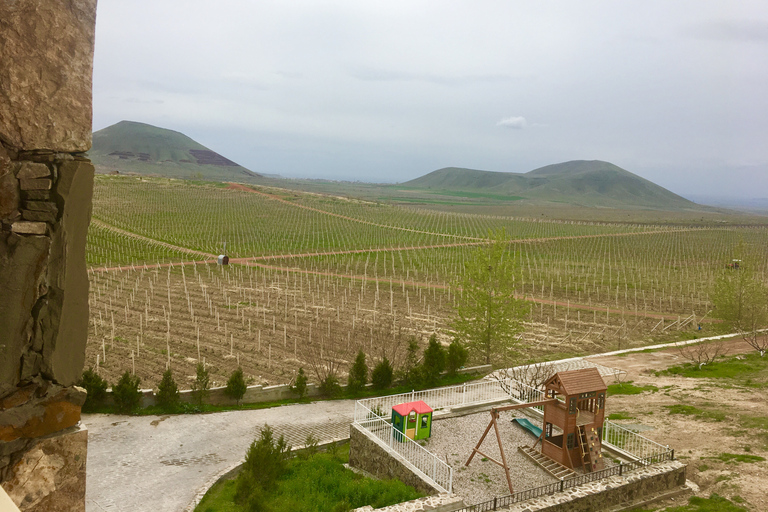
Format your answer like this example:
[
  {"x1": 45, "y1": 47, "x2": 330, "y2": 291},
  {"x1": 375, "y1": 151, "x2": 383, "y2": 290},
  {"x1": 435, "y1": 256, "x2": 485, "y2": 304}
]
[{"x1": 91, "y1": 218, "x2": 217, "y2": 260}]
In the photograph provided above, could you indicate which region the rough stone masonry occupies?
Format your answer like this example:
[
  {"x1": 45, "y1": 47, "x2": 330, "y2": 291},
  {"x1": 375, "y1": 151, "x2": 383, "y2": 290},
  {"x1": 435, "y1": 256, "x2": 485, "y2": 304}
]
[{"x1": 0, "y1": 1, "x2": 98, "y2": 510}]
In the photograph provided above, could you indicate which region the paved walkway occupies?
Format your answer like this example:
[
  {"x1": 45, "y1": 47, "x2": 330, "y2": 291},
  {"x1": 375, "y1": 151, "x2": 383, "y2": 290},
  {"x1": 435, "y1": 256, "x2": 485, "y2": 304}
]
[{"x1": 84, "y1": 400, "x2": 355, "y2": 512}]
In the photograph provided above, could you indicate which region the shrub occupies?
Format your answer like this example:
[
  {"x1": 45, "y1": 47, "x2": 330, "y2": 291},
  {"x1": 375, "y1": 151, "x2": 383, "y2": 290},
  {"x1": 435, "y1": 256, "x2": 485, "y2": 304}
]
[
  {"x1": 400, "y1": 337, "x2": 421, "y2": 387},
  {"x1": 79, "y1": 368, "x2": 108, "y2": 411},
  {"x1": 225, "y1": 367, "x2": 247, "y2": 406},
  {"x1": 446, "y1": 339, "x2": 468, "y2": 376},
  {"x1": 191, "y1": 362, "x2": 210, "y2": 405},
  {"x1": 319, "y1": 373, "x2": 342, "y2": 398},
  {"x1": 347, "y1": 351, "x2": 368, "y2": 395},
  {"x1": 156, "y1": 368, "x2": 180, "y2": 411},
  {"x1": 371, "y1": 358, "x2": 394, "y2": 390},
  {"x1": 113, "y1": 371, "x2": 142, "y2": 413},
  {"x1": 292, "y1": 367, "x2": 308, "y2": 399},
  {"x1": 421, "y1": 334, "x2": 446, "y2": 386},
  {"x1": 235, "y1": 424, "x2": 291, "y2": 507}
]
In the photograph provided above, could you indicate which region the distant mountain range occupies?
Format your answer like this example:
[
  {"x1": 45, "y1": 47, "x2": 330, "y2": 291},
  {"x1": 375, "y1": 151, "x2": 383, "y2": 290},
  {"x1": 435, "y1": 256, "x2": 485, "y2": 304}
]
[
  {"x1": 402, "y1": 161, "x2": 699, "y2": 210},
  {"x1": 88, "y1": 121, "x2": 260, "y2": 181}
]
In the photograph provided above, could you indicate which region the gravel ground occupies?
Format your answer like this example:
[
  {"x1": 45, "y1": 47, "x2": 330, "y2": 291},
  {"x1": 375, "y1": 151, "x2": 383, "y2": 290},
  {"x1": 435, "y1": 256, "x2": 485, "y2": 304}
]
[{"x1": 423, "y1": 412, "x2": 558, "y2": 505}]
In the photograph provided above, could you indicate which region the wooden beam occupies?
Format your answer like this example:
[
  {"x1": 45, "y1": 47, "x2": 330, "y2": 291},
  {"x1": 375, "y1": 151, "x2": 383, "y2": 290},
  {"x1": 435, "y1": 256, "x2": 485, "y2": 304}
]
[
  {"x1": 492, "y1": 410, "x2": 515, "y2": 495},
  {"x1": 492, "y1": 399, "x2": 557, "y2": 413}
]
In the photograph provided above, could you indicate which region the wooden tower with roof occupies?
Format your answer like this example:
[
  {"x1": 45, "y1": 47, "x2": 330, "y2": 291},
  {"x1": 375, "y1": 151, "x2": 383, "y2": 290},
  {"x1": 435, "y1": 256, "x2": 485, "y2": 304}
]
[{"x1": 540, "y1": 367, "x2": 607, "y2": 472}]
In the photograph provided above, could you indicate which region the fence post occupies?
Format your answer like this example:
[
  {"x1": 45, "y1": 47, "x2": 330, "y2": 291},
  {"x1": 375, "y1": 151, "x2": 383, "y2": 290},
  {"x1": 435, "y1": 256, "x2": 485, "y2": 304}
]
[
  {"x1": 462, "y1": 382, "x2": 466, "y2": 404},
  {"x1": 619, "y1": 461, "x2": 623, "y2": 476},
  {"x1": 432, "y1": 457, "x2": 437, "y2": 482},
  {"x1": 671, "y1": 448, "x2": 675, "y2": 460},
  {"x1": 493, "y1": 497, "x2": 497, "y2": 510},
  {"x1": 560, "y1": 478, "x2": 564, "y2": 492}
]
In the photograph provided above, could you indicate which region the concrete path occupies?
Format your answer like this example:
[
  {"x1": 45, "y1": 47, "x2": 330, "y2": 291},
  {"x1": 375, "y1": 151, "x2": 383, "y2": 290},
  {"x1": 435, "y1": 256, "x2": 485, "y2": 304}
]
[{"x1": 84, "y1": 400, "x2": 355, "y2": 512}]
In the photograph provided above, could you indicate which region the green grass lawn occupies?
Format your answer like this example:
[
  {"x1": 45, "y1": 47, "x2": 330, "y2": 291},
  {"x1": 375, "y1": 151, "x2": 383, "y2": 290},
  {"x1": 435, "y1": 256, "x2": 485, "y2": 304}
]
[{"x1": 195, "y1": 444, "x2": 423, "y2": 512}]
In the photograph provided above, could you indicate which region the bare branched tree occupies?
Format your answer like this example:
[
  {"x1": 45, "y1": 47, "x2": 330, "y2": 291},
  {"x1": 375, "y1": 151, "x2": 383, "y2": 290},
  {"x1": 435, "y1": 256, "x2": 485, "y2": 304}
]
[{"x1": 677, "y1": 340, "x2": 728, "y2": 369}]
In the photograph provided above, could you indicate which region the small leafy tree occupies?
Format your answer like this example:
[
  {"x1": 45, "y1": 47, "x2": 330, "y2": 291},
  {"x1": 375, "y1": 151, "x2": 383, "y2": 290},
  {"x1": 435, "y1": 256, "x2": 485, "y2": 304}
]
[
  {"x1": 225, "y1": 367, "x2": 248, "y2": 406},
  {"x1": 156, "y1": 368, "x2": 180, "y2": 411},
  {"x1": 191, "y1": 362, "x2": 210, "y2": 405},
  {"x1": 79, "y1": 368, "x2": 108, "y2": 412},
  {"x1": 371, "y1": 357, "x2": 394, "y2": 390},
  {"x1": 113, "y1": 371, "x2": 142, "y2": 414},
  {"x1": 451, "y1": 229, "x2": 530, "y2": 366},
  {"x1": 292, "y1": 367, "x2": 308, "y2": 399},
  {"x1": 446, "y1": 339, "x2": 468, "y2": 376},
  {"x1": 420, "y1": 334, "x2": 446, "y2": 386},
  {"x1": 347, "y1": 350, "x2": 368, "y2": 395},
  {"x1": 711, "y1": 256, "x2": 768, "y2": 356},
  {"x1": 235, "y1": 424, "x2": 291, "y2": 508}
]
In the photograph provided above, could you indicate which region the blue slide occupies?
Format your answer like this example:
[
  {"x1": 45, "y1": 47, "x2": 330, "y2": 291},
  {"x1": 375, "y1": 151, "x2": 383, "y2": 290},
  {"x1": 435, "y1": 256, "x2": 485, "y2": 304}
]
[{"x1": 512, "y1": 418, "x2": 543, "y2": 438}]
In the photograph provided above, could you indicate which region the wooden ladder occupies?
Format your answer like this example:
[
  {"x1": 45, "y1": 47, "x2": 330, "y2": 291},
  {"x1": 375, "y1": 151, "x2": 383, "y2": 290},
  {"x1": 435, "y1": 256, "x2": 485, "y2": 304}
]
[
  {"x1": 518, "y1": 446, "x2": 576, "y2": 480},
  {"x1": 577, "y1": 425, "x2": 603, "y2": 472}
]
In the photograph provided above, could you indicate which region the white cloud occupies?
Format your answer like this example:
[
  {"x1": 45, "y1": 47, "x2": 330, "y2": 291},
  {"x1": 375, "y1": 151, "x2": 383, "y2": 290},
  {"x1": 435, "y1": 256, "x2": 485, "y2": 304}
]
[{"x1": 496, "y1": 116, "x2": 527, "y2": 129}]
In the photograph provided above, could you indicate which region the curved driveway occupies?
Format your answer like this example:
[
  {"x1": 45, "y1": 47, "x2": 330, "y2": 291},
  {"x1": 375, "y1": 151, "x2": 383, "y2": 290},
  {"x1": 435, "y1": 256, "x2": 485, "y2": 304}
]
[{"x1": 84, "y1": 400, "x2": 355, "y2": 512}]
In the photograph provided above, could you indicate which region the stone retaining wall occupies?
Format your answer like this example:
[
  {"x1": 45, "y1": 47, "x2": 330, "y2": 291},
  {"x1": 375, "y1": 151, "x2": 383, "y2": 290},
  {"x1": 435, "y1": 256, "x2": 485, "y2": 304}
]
[
  {"x1": 349, "y1": 423, "x2": 443, "y2": 496},
  {"x1": 502, "y1": 460, "x2": 687, "y2": 511},
  {"x1": 0, "y1": 1, "x2": 97, "y2": 510}
]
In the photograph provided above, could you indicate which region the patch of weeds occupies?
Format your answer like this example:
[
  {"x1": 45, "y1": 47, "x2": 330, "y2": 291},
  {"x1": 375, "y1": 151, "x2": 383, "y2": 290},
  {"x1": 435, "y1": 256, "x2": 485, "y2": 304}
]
[
  {"x1": 708, "y1": 452, "x2": 765, "y2": 464},
  {"x1": 665, "y1": 404, "x2": 726, "y2": 422},
  {"x1": 607, "y1": 381, "x2": 659, "y2": 396},
  {"x1": 739, "y1": 415, "x2": 768, "y2": 431},
  {"x1": 607, "y1": 412, "x2": 636, "y2": 420},
  {"x1": 714, "y1": 474, "x2": 732, "y2": 483},
  {"x1": 698, "y1": 464, "x2": 709, "y2": 472},
  {"x1": 662, "y1": 493, "x2": 749, "y2": 511},
  {"x1": 659, "y1": 353, "x2": 768, "y2": 388}
]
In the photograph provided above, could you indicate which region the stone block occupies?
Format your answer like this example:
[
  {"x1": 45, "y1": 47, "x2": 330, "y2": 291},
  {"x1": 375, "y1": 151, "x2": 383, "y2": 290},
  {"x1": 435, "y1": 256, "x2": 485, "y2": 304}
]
[
  {"x1": 0, "y1": 0, "x2": 97, "y2": 152},
  {"x1": 23, "y1": 202, "x2": 58, "y2": 213},
  {"x1": 21, "y1": 210, "x2": 56, "y2": 223},
  {"x1": 10, "y1": 222, "x2": 47, "y2": 235},
  {"x1": 3, "y1": 424, "x2": 87, "y2": 512},
  {"x1": 0, "y1": 234, "x2": 50, "y2": 398},
  {"x1": 41, "y1": 160, "x2": 93, "y2": 387},
  {"x1": 0, "y1": 386, "x2": 85, "y2": 443},
  {"x1": 21, "y1": 190, "x2": 51, "y2": 201},
  {"x1": 18, "y1": 179, "x2": 51, "y2": 191},
  {"x1": 15, "y1": 163, "x2": 50, "y2": 180},
  {"x1": 0, "y1": 174, "x2": 19, "y2": 220}
]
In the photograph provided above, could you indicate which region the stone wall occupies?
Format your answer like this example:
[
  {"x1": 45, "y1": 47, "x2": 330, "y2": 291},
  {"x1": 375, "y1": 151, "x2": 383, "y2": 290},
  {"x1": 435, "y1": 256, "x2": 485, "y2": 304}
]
[
  {"x1": 349, "y1": 424, "x2": 442, "y2": 496},
  {"x1": 0, "y1": 1, "x2": 98, "y2": 510},
  {"x1": 503, "y1": 461, "x2": 687, "y2": 512}
]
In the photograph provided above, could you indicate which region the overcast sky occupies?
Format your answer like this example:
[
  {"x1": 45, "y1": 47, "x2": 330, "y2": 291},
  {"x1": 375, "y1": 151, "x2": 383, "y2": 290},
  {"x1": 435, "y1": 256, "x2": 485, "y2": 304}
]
[{"x1": 92, "y1": 1, "x2": 768, "y2": 199}]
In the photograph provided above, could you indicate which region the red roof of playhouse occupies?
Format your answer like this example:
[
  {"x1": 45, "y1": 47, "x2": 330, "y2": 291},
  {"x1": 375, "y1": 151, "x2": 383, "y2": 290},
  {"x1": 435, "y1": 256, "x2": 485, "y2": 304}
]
[{"x1": 392, "y1": 400, "x2": 433, "y2": 416}]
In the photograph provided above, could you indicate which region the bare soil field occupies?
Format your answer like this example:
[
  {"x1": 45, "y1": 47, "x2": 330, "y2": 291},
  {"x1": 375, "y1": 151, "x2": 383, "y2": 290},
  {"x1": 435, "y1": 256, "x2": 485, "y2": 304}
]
[{"x1": 588, "y1": 337, "x2": 768, "y2": 511}]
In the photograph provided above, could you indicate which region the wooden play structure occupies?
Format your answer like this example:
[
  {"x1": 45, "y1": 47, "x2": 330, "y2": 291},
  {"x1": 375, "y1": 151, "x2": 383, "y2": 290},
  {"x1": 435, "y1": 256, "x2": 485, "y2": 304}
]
[
  {"x1": 466, "y1": 368, "x2": 607, "y2": 494},
  {"x1": 392, "y1": 400, "x2": 433, "y2": 441}
]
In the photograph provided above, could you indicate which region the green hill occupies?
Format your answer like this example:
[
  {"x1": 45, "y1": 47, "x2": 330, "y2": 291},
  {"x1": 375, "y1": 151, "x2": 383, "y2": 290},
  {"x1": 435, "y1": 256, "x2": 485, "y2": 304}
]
[
  {"x1": 402, "y1": 160, "x2": 698, "y2": 209},
  {"x1": 88, "y1": 121, "x2": 261, "y2": 181}
]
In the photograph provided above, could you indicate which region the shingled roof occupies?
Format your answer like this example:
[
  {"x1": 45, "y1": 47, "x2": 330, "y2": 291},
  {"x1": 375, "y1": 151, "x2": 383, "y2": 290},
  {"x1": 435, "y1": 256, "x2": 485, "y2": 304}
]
[{"x1": 545, "y1": 367, "x2": 607, "y2": 396}]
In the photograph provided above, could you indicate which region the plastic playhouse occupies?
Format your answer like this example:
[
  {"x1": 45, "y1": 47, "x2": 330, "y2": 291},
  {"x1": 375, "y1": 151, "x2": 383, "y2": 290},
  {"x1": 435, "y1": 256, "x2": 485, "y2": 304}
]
[{"x1": 392, "y1": 400, "x2": 433, "y2": 441}]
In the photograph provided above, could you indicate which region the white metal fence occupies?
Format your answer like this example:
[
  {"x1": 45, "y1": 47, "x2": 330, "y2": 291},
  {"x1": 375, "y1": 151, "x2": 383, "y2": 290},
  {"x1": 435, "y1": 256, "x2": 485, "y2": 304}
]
[
  {"x1": 602, "y1": 419, "x2": 669, "y2": 460},
  {"x1": 354, "y1": 377, "x2": 542, "y2": 423},
  {"x1": 356, "y1": 401, "x2": 454, "y2": 493}
]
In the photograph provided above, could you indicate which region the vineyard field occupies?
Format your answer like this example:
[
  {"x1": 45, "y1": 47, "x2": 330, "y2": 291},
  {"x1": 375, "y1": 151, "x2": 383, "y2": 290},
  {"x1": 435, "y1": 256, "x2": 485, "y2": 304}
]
[{"x1": 85, "y1": 176, "x2": 768, "y2": 389}]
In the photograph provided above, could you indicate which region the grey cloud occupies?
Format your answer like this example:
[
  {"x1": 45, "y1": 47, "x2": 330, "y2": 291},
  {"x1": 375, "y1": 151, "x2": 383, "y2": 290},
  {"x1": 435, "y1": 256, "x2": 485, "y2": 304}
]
[
  {"x1": 349, "y1": 66, "x2": 514, "y2": 86},
  {"x1": 684, "y1": 20, "x2": 768, "y2": 43}
]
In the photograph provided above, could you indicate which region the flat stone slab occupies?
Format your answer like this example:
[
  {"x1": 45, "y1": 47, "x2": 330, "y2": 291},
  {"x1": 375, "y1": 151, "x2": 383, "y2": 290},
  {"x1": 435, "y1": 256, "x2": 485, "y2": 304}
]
[{"x1": 11, "y1": 221, "x2": 47, "y2": 235}]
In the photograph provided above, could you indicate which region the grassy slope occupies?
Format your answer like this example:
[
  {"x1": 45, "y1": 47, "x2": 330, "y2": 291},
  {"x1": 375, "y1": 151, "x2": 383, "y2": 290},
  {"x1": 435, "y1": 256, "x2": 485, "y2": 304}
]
[
  {"x1": 401, "y1": 160, "x2": 700, "y2": 210},
  {"x1": 88, "y1": 120, "x2": 261, "y2": 182}
]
